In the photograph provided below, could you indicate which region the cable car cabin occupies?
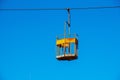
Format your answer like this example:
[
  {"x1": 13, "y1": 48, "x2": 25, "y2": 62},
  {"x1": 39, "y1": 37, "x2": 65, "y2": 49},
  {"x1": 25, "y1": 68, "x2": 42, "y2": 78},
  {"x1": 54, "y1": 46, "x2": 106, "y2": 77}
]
[
  {"x1": 56, "y1": 34, "x2": 78, "y2": 61},
  {"x1": 56, "y1": 8, "x2": 78, "y2": 61}
]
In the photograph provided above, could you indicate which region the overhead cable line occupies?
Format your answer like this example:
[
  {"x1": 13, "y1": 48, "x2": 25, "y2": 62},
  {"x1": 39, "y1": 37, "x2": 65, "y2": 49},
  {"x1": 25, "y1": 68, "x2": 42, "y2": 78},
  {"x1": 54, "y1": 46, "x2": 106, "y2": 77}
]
[
  {"x1": 0, "y1": 6, "x2": 120, "y2": 11},
  {"x1": 71, "y1": 6, "x2": 120, "y2": 10}
]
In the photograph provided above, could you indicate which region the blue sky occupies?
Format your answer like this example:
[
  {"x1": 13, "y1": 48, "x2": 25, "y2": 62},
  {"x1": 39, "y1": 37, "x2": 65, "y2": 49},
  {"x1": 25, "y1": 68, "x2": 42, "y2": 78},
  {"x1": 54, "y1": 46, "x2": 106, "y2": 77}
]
[{"x1": 0, "y1": 0, "x2": 120, "y2": 80}]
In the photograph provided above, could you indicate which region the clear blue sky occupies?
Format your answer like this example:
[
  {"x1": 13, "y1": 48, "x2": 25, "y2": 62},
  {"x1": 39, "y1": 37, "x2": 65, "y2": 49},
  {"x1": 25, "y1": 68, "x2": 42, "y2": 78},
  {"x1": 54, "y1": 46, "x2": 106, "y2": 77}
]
[{"x1": 0, "y1": 0, "x2": 120, "y2": 80}]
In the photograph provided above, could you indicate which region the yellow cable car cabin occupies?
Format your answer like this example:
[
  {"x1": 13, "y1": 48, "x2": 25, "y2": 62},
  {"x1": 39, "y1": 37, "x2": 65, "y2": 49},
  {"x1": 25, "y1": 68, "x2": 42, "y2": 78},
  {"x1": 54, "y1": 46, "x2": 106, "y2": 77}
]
[
  {"x1": 56, "y1": 34, "x2": 78, "y2": 60},
  {"x1": 56, "y1": 8, "x2": 78, "y2": 61}
]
